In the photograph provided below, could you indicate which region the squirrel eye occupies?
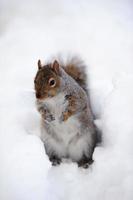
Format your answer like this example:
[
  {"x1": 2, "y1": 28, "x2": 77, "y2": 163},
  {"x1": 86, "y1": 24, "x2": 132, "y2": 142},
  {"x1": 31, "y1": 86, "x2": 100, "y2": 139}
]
[{"x1": 49, "y1": 78, "x2": 56, "y2": 87}]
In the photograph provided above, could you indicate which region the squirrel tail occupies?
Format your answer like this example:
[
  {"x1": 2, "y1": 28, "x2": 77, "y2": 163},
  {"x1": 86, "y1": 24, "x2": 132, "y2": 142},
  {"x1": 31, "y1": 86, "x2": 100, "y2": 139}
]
[
  {"x1": 61, "y1": 56, "x2": 97, "y2": 118},
  {"x1": 61, "y1": 56, "x2": 88, "y2": 94}
]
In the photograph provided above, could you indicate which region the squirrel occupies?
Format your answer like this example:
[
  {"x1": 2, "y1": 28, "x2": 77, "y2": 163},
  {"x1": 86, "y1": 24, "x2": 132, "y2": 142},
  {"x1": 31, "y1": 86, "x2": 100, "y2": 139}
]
[{"x1": 34, "y1": 56, "x2": 98, "y2": 168}]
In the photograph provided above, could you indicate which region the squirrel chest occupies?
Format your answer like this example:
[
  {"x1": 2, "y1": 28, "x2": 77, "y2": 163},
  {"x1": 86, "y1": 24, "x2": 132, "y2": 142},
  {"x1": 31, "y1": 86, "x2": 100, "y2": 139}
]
[
  {"x1": 41, "y1": 93, "x2": 84, "y2": 159},
  {"x1": 43, "y1": 93, "x2": 80, "y2": 139}
]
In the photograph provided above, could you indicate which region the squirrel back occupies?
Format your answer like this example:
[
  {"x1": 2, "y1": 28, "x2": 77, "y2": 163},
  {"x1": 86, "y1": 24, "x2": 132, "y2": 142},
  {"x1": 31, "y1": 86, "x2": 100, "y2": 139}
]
[{"x1": 57, "y1": 56, "x2": 88, "y2": 94}]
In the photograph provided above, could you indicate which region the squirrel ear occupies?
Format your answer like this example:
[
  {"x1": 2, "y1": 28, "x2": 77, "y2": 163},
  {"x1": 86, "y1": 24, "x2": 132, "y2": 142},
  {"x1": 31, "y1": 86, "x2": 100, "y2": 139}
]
[
  {"x1": 52, "y1": 60, "x2": 60, "y2": 74},
  {"x1": 38, "y1": 59, "x2": 42, "y2": 70}
]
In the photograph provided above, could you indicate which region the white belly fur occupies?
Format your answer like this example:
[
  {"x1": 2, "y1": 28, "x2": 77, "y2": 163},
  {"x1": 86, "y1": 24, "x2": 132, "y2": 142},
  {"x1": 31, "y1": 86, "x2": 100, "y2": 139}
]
[{"x1": 41, "y1": 93, "x2": 91, "y2": 161}]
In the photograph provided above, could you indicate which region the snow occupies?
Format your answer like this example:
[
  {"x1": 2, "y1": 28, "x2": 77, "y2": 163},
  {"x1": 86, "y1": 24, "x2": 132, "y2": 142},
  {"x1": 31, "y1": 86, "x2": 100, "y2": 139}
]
[{"x1": 0, "y1": 0, "x2": 133, "y2": 200}]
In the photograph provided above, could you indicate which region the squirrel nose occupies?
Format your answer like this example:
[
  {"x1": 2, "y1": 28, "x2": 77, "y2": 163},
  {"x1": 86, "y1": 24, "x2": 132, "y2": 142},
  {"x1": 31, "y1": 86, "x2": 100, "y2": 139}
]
[{"x1": 36, "y1": 93, "x2": 41, "y2": 99}]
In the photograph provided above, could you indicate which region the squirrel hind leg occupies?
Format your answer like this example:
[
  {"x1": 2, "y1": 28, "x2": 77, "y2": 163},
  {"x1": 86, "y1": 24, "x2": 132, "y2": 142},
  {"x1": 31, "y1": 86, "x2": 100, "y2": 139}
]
[
  {"x1": 77, "y1": 155, "x2": 94, "y2": 169},
  {"x1": 49, "y1": 155, "x2": 62, "y2": 166}
]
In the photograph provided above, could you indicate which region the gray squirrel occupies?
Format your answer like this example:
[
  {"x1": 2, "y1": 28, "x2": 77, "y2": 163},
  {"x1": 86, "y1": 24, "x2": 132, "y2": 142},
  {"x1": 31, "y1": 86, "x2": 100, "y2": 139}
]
[{"x1": 34, "y1": 57, "x2": 98, "y2": 168}]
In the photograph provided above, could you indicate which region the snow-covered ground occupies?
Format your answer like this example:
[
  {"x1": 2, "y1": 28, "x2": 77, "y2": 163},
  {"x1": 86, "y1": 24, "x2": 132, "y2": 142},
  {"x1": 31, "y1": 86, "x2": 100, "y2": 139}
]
[{"x1": 0, "y1": 0, "x2": 133, "y2": 199}]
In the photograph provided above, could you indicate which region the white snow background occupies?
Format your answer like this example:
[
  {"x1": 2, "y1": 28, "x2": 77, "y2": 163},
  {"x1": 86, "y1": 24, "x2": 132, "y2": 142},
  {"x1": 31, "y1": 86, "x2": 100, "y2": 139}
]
[{"x1": 0, "y1": 0, "x2": 133, "y2": 200}]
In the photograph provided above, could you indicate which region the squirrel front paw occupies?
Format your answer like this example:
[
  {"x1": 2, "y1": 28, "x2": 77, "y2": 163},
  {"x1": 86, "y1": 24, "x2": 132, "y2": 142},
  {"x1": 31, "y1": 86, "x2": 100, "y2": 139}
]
[
  {"x1": 46, "y1": 114, "x2": 55, "y2": 122},
  {"x1": 38, "y1": 107, "x2": 55, "y2": 122}
]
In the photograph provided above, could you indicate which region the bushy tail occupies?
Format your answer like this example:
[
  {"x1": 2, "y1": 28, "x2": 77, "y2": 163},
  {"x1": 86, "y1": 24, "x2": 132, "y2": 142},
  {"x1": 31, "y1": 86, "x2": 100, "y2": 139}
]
[{"x1": 60, "y1": 56, "x2": 88, "y2": 94}]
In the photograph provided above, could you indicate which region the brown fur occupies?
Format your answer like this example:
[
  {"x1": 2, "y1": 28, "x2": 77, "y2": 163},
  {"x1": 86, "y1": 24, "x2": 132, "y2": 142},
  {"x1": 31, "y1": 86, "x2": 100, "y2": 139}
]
[
  {"x1": 35, "y1": 57, "x2": 88, "y2": 100},
  {"x1": 61, "y1": 57, "x2": 88, "y2": 93},
  {"x1": 34, "y1": 64, "x2": 60, "y2": 100},
  {"x1": 62, "y1": 95, "x2": 77, "y2": 121},
  {"x1": 63, "y1": 64, "x2": 87, "y2": 89}
]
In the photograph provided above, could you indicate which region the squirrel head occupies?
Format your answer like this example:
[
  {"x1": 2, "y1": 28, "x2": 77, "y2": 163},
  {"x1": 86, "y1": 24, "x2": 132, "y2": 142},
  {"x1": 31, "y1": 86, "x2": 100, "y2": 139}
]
[{"x1": 34, "y1": 60, "x2": 61, "y2": 100}]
